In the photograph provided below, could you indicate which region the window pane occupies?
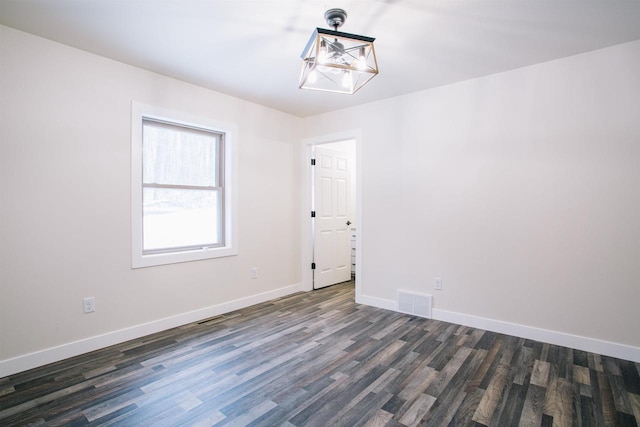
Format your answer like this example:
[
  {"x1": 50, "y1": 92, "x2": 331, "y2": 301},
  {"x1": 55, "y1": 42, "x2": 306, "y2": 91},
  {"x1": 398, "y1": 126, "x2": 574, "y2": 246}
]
[
  {"x1": 143, "y1": 188, "x2": 221, "y2": 252},
  {"x1": 143, "y1": 121, "x2": 219, "y2": 187}
]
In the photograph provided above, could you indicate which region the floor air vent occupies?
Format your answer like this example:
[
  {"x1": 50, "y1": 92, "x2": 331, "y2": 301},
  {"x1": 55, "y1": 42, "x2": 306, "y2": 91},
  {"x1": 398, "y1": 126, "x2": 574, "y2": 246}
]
[{"x1": 398, "y1": 291, "x2": 432, "y2": 318}]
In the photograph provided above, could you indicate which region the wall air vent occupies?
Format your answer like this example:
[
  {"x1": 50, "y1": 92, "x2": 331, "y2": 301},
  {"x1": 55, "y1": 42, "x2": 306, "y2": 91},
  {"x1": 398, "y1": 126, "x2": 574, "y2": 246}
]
[{"x1": 398, "y1": 291, "x2": 432, "y2": 318}]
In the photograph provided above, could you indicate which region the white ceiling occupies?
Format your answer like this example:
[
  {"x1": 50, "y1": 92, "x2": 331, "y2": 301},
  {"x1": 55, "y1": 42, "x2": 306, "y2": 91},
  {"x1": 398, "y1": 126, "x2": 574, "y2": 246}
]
[{"x1": 2, "y1": 0, "x2": 640, "y2": 117}]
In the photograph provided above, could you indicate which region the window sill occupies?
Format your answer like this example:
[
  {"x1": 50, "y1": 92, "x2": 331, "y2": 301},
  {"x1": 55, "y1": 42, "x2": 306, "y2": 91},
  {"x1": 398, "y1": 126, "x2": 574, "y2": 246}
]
[{"x1": 132, "y1": 245, "x2": 238, "y2": 269}]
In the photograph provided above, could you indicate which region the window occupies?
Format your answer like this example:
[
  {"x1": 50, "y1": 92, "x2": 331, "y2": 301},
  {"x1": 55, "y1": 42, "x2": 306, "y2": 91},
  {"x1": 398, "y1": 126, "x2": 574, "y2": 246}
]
[
  {"x1": 142, "y1": 119, "x2": 224, "y2": 253},
  {"x1": 132, "y1": 103, "x2": 237, "y2": 268}
]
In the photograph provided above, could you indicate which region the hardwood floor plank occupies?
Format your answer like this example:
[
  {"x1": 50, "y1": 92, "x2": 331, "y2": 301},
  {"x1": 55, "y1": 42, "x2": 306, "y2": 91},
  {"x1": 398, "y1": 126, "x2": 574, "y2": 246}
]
[
  {"x1": 587, "y1": 368, "x2": 605, "y2": 425},
  {"x1": 214, "y1": 399, "x2": 277, "y2": 426},
  {"x1": 609, "y1": 373, "x2": 634, "y2": 414},
  {"x1": 472, "y1": 362, "x2": 510, "y2": 424},
  {"x1": 574, "y1": 350, "x2": 589, "y2": 368},
  {"x1": 284, "y1": 368, "x2": 353, "y2": 425},
  {"x1": 419, "y1": 386, "x2": 466, "y2": 426},
  {"x1": 397, "y1": 364, "x2": 437, "y2": 401},
  {"x1": 466, "y1": 338, "x2": 501, "y2": 393},
  {"x1": 295, "y1": 365, "x2": 390, "y2": 427},
  {"x1": 597, "y1": 371, "x2": 619, "y2": 426},
  {"x1": 518, "y1": 384, "x2": 546, "y2": 427},
  {"x1": 337, "y1": 391, "x2": 395, "y2": 427},
  {"x1": 629, "y1": 393, "x2": 640, "y2": 425},
  {"x1": 580, "y1": 394, "x2": 597, "y2": 427},
  {"x1": 496, "y1": 382, "x2": 525, "y2": 426},
  {"x1": 616, "y1": 411, "x2": 639, "y2": 426},
  {"x1": 424, "y1": 346, "x2": 473, "y2": 397},
  {"x1": 553, "y1": 378, "x2": 574, "y2": 427},
  {"x1": 543, "y1": 364, "x2": 559, "y2": 418},
  {"x1": 397, "y1": 393, "x2": 437, "y2": 427},
  {"x1": 360, "y1": 408, "x2": 394, "y2": 427},
  {"x1": 448, "y1": 387, "x2": 484, "y2": 426},
  {"x1": 531, "y1": 359, "x2": 551, "y2": 388},
  {"x1": 513, "y1": 346, "x2": 535, "y2": 386},
  {"x1": 420, "y1": 347, "x2": 485, "y2": 426},
  {"x1": 245, "y1": 388, "x2": 309, "y2": 427},
  {"x1": 325, "y1": 368, "x2": 400, "y2": 425},
  {"x1": 83, "y1": 387, "x2": 145, "y2": 422},
  {"x1": 573, "y1": 365, "x2": 591, "y2": 386},
  {"x1": 620, "y1": 361, "x2": 640, "y2": 395}
]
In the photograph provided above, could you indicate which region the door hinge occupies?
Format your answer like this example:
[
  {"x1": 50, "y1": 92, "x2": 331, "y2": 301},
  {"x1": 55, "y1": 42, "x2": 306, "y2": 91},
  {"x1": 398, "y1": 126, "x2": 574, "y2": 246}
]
[
  {"x1": 311, "y1": 211, "x2": 316, "y2": 217},
  {"x1": 311, "y1": 262, "x2": 316, "y2": 270},
  {"x1": 311, "y1": 158, "x2": 316, "y2": 166}
]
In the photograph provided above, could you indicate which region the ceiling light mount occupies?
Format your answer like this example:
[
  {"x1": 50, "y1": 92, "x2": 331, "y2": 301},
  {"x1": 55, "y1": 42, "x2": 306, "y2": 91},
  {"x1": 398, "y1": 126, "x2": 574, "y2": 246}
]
[
  {"x1": 299, "y1": 8, "x2": 379, "y2": 95},
  {"x1": 324, "y1": 8, "x2": 347, "y2": 30}
]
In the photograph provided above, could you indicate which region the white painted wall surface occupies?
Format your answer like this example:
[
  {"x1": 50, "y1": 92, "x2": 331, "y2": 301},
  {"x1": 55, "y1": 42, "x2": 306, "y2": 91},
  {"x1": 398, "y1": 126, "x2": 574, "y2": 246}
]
[
  {"x1": 0, "y1": 26, "x2": 301, "y2": 373},
  {"x1": 303, "y1": 40, "x2": 640, "y2": 353},
  {"x1": 2, "y1": 22, "x2": 639, "y2": 374}
]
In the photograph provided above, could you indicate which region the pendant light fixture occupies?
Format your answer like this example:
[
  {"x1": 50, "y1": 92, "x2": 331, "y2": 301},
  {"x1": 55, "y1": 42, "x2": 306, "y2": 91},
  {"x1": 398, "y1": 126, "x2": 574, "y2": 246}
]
[{"x1": 299, "y1": 8, "x2": 378, "y2": 94}]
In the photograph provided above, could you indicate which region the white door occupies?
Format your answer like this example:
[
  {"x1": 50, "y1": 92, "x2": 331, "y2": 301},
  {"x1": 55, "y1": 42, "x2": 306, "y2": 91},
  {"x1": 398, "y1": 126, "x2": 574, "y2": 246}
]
[{"x1": 313, "y1": 146, "x2": 352, "y2": 288}]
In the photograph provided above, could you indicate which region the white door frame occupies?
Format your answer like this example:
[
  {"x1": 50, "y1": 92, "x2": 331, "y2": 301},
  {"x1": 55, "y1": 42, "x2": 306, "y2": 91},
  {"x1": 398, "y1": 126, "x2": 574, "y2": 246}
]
[{"x1": 300, "y1": 130, "x2": 362, "y2": 299}]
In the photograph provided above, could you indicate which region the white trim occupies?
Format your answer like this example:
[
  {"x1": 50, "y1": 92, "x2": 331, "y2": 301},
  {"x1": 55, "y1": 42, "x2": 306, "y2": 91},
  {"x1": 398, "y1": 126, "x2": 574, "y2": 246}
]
[
  {"x1": 300, "y1": 130, "x2": 363, "y2": 298},
  {"x1": 0, "y1": 283, "x2": 303, "y2": 377},
  {"x1": 356, "y1": 294, "x2": 397, "y2": 312},
  {"x1": 351, "y1": 295, "x2": 640, "y2": 362},
  {"x1": 131, "y1": 101, "x2": 239, "y2": 268},
  {"x1": 432, "y1": 309, "x2": 640, "y2": 363}
]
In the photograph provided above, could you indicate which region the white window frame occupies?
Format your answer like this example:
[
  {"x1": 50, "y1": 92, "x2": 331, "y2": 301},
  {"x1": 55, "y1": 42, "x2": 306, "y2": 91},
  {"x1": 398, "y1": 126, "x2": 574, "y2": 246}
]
[{"x1": 131, "y1": 102, "x2": 238, "y2": 268}]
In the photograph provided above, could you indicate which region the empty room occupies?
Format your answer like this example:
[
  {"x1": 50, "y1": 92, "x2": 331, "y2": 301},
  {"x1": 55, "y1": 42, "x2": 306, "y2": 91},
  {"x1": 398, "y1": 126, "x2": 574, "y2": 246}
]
[{"x1": 1, "y1": 1, "x2": 639, "y2": 426}]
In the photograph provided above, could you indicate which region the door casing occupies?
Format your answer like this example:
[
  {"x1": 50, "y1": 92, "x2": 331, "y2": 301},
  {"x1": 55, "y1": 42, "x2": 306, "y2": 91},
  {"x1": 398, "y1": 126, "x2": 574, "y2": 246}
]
[{"x1": 300, "y1": 130, "x2": 362, "y2": 299}]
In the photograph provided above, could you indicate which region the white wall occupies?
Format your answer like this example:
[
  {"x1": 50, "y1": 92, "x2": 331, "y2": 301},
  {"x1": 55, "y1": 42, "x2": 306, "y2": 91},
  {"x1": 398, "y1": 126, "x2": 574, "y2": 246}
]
[
  {"x1": 2, "y1": 23, "x2": 639, "y2": 375},
  {"x1": 303, "y1": 40, "x2": 640, "y2": 359},
  {"x1": 0, "y1": 26, "x2": 301, "y2": 375}
]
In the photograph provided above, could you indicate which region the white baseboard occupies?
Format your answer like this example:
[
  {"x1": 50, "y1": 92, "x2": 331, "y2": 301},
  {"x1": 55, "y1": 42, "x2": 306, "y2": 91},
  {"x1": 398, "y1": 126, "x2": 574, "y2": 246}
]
[
  {"x1": 432, "y1": 308, "x2": 640, "y2": 363},
  {"x1": 0, "y1": 283, "x2": 303, "y2": 378},
  {"x1": 5, "y1": 286, "x2": 637, "y2": 378},
  {"x1": 356, "y1": 293, "x2": 397, "y2": 311},
  {"x1": 355, "y1": 294, "x2": 640, "y2": 363}
]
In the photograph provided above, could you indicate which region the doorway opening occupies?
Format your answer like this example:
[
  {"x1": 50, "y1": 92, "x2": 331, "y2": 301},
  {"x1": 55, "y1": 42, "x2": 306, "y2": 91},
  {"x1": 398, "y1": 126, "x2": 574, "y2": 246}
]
[{"x1": 311, "y1": 139, "x2": 356, "y2": 290}]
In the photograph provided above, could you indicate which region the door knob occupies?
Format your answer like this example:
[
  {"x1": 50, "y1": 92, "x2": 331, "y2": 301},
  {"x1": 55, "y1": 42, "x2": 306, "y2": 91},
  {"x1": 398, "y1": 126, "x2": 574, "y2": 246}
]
[{"x1": 346, "y1": 220, "x2": 352, "y2": 226}]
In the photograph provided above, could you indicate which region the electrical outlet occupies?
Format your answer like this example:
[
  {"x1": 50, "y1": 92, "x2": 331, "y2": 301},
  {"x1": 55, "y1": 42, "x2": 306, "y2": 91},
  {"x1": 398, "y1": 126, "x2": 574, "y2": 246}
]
[
  {"x1": 434, "y1": 277, "x2": 443, "y2": 290},
  {"x1": 83, "y1": 297, "x2": 96, "y2": 314},
  {"x1": 251, "y1": 268, "x2": 258, "y2": 279}
]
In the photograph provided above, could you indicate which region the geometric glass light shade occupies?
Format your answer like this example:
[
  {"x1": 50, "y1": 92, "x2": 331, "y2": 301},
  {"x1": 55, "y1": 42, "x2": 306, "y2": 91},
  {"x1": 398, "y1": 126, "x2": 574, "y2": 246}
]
[{"x1": 299, "y1": 9, "x2": 378, "y2": 94}]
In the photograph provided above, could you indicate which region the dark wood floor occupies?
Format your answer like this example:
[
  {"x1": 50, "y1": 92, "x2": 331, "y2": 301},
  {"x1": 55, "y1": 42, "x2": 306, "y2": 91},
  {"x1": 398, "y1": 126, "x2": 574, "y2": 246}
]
[{"x1": 1, "y1": 281, "x2": 639, "y2": 426}]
